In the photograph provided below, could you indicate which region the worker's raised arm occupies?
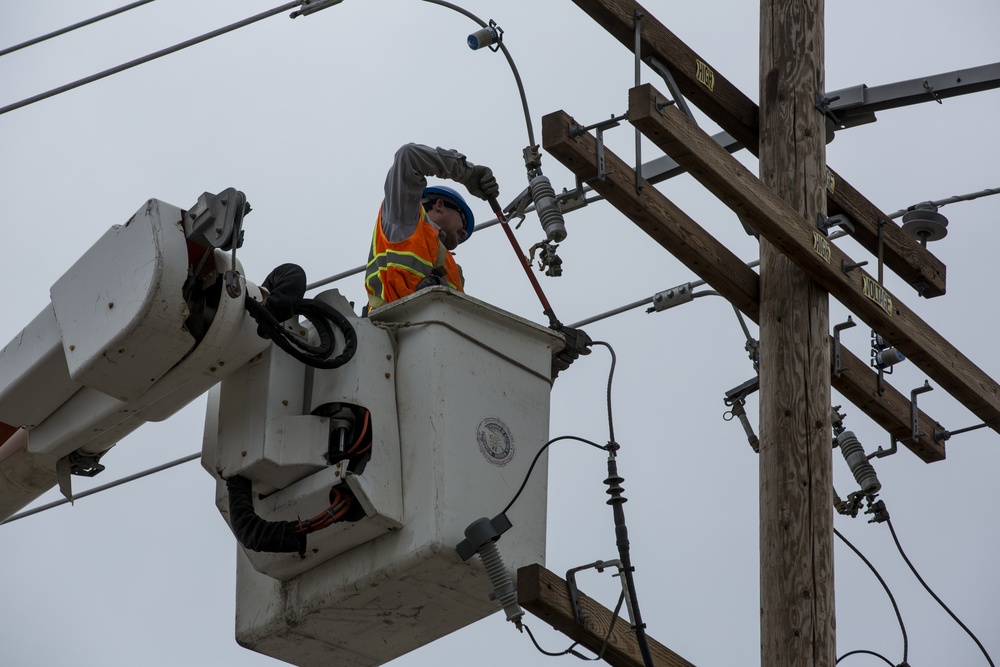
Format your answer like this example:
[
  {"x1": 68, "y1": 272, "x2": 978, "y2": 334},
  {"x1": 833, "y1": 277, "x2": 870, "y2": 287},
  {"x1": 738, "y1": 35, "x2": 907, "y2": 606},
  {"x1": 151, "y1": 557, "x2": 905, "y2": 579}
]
[{"x1": 380, "y1": 143, "x2": 497, "y2": 242}]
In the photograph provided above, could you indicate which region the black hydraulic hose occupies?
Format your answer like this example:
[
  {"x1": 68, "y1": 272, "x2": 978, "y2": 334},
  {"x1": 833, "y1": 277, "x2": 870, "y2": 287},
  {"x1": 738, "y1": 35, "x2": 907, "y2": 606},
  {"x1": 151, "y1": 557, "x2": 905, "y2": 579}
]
[
  {"x1": 245, "y1": 263, "x2": 358, "y2": 369},
  {"x1": 605, "y1": 450, "x2": 654, "y2": 667},
  {"x1": 226, "y1": 475, "x2": 306, "y2": 555}
]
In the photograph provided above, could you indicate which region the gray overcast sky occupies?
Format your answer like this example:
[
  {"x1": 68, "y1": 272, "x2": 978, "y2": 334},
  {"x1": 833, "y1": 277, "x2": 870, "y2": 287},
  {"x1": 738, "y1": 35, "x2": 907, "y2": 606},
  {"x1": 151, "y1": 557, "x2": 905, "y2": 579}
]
[{"x1": 1, "y1": 1, "x2": 998, "y2": 665}]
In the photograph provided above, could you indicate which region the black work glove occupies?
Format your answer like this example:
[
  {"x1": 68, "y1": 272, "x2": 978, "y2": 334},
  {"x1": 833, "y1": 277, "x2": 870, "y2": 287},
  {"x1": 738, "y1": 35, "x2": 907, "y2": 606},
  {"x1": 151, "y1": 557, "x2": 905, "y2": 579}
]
[
  {"x1": 552, "y1": 325, "x2": 592, "y2": 379},
  {"x1": 258, "y1": 263, "x2": 307, "y2": 337},
  {"x1": 464, "y1": 165, "x2": 499, "y2": 200},
  {"x1": 415, "y1": 273, "x2": 448, "y2": 291}
]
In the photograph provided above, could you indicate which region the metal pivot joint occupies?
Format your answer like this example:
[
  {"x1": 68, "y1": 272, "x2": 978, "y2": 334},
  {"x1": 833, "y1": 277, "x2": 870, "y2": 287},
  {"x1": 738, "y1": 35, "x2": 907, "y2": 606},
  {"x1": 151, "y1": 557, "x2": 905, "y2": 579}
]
[
  {"x1": 184, "y1": 187, "x2": 251, "y2": 299},
  {"x1": 456, "y1": 514, "x2": 523, "y2": 628},
  {"x1": 724, "y1": 377, "x2": 761, "y2": 453}
]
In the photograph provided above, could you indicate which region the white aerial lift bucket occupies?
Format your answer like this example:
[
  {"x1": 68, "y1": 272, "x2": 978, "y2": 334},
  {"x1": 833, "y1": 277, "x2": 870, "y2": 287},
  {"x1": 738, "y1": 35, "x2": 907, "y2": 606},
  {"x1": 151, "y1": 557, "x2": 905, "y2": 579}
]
[{"x1": 203, "y1": 286, "x2": 563, "y2": 667}]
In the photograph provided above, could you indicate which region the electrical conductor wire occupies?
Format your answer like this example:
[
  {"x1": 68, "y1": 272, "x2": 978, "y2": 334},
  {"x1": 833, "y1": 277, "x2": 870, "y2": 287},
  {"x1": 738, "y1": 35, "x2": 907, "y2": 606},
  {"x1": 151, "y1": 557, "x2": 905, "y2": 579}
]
[
  {"x1": 1, "y1": 452, "x2": 200, "y2": 524},
  {"x1": 500, "y1": 435, "x2": 607, "y2": 516},
  {"x1": 590, "y1": 341, "x2": 617, "y2": 444},
  {"x1": 0, "y1": 0, "x2": 156, "y2": 58},
  {"x1": 420, "y1": 0, "x2": 535, "y2": 148},
  {"x1": 0, "y1": 1, "x2": 302, "y2": 116},
  {"x1": 834, "y1": 527, "x2": 908, "y2": 664},
  {"x1": 886, "y1": 517, "x2": 995, "y2": 667},
  {"x1": 835, "y1": 649, "x2": 895, "y2": 666},
  {"x1": 522, "y1": 590, "x2": 625, "y2": 661}
]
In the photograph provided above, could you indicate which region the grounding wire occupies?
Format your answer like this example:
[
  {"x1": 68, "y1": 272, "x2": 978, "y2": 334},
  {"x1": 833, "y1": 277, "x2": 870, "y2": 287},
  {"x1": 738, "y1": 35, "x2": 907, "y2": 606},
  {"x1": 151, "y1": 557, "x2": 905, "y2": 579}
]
[
  {"x1": 0, "y1": 1, "x2": 302, "y2": 116},
  {"x1": 0, "y1": 0, "x2": 156, "y2": 58},
  {"x1": 523, "y1": 590, "x2": 625, "y2": 661},
  {"x1": 834, "y1": 526, "x2": 908, "y2": 664},
  {"x1": 835, "y1": 649, "x2": 895, "y2": 666},
  {"x1": 886, "y1": 516, "x2": 995, "y2": 667},
  {"x1": 1, "y1": 452, "x2": 200, "y2": 525}
]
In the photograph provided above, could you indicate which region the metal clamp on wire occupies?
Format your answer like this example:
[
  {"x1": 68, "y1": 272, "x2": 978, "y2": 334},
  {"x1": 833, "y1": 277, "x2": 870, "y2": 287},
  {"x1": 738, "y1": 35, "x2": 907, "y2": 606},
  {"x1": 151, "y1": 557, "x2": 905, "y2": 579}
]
[
  {"x1": 551, "y1": 324, "x2": 592, "y2": 379},
  {"x1": 289, "y1": 0, "x2": 344, "y2": 19}
]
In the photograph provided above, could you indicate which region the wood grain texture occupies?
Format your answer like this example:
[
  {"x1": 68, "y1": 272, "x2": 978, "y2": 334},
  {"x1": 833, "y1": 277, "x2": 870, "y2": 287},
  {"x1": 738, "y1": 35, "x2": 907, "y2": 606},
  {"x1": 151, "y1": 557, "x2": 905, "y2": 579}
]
[
  {"x1": 544, "y1": 107, "x2": 945, "y2": 462},
  {"x1": 518, "y1": 564, "x2": 697, "y2": 667},
  {"x1": 570, "y1": 0, "x2": 946, "y2": 297},
  {"x1": 758, "y1": 1, "x2": 835, "y2": 663},
  {"x1": 628, "y1": 84, "x2": 1000, "y2": 434}
]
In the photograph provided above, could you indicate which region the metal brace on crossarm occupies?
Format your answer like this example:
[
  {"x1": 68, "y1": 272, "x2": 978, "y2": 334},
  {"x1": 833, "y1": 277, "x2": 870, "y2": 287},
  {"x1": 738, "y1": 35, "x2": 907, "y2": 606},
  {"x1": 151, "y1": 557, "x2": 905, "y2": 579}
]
[
  {"x1": 832, "y1": 316, "x2": 857, "y2": 377},
  {"x1": 569, "y1": 112, "x2": 628, "y2": 182},
  {"x1": 566, "y1": 559, "x2": 632, "y2": 629}
]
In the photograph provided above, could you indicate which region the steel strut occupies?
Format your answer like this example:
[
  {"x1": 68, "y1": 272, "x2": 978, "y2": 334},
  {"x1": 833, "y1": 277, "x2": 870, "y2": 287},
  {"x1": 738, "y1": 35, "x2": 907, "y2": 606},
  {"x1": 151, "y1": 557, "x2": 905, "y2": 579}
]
[{"x1": 488, "y1": 196, "x2": 561, "y2": 329}]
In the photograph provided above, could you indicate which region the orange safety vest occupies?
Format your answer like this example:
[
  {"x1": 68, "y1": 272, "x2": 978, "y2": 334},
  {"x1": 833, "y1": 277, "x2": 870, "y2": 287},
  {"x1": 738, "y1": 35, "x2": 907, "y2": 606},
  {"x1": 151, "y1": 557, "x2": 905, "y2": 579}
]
[{"x1": 365, "y1": 205, "x2": 464, "y2": 310}]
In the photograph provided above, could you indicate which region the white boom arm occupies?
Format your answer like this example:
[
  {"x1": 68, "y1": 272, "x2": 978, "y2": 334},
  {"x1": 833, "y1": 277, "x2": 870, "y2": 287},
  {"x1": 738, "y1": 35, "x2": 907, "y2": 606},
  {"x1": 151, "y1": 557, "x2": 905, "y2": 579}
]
[{"x1": 0, "y1": 195, "x2": 270, "y2": 520}]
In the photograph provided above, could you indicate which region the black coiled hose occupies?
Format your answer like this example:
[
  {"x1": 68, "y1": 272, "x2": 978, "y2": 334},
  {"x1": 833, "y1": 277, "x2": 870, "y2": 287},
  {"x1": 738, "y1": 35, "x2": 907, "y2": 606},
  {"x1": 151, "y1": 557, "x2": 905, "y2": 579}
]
[{"x1": 245, "y1": 263, "x2": 358, "y2": 369}]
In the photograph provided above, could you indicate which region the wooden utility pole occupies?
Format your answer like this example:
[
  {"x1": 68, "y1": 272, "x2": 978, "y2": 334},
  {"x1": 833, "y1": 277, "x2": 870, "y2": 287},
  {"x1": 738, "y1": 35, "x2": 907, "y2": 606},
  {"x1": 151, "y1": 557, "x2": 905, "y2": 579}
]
[{"x1": 758, "y1": 1, "x2": 835, "y2": 665}]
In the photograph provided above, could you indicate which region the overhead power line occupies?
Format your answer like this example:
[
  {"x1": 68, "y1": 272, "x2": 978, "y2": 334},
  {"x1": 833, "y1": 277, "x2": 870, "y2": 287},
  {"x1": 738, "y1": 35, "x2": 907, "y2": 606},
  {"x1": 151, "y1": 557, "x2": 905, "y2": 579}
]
[
  {"x1": 887, "y1": 186, "x2": 1000, "y2": 219},
  {"x1": 0, "y1": 0, "x2": 156, "y2": 58},
  {"x1": 1, "y1": 452, "x2": 200, "y2": 524},
  {"x1": 0, "y1": 1, "x2": 302, "y2": 117}
]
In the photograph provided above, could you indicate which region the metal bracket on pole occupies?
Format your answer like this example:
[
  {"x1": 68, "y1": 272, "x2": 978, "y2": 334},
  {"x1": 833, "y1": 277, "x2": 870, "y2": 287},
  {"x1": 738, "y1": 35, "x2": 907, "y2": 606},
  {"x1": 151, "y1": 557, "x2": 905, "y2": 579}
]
[
  {"x1": 841, "y1": 259, "x2": 868, "y2": 275},
  {"x1": 633, "y1": 9, "x2": 644, "y2": 193},
  {"x1": 817, "y1": 211, "x2": 854, "y2": 236},
  {"x1": 910, "y1": 381, "x2": 934, "y2": 443},
  {"x1": 724, "y1": 377, "x2": 761, "y2": 453},
  {"x1": 566, "y1": 559, "x2": 628, "y2": 627},
  {"x1": 569, "y1": 113, "x2": 628, "y2": 181},
  {"x1": 832, "y1": 316, "x2": 856, "y2": 377},
  {"x1": 869, "y1": 435, "x2": 899, "y2": 460}
]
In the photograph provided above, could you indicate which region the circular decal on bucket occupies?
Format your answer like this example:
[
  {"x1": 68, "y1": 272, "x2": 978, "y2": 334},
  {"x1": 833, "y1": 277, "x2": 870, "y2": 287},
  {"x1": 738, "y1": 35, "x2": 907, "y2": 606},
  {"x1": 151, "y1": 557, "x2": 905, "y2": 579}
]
[{"x1": 477, "y1": 417, "x2": 515, "y2": 466}]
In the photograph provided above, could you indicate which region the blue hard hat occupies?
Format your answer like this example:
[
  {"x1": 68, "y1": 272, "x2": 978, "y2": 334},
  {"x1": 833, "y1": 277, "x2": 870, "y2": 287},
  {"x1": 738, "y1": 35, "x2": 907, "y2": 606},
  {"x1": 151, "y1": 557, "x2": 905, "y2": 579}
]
[{"x1": 422, "y1": 185, "x2": 475, "y2": 242}]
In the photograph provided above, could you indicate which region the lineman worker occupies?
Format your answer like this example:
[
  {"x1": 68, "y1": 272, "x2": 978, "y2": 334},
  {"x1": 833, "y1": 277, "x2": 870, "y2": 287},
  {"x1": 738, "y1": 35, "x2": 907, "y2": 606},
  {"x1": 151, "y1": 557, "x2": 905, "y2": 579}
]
[{"x1": 365, "y1": 142, "x2": 499, "y2": 311}]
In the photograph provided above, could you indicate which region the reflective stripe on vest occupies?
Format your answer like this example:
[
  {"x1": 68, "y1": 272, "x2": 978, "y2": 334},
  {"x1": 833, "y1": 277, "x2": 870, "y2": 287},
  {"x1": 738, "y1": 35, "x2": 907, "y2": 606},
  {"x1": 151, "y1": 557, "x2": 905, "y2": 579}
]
[{"x1": 365, "y1": 205, "x2": 464, "y2": 308}]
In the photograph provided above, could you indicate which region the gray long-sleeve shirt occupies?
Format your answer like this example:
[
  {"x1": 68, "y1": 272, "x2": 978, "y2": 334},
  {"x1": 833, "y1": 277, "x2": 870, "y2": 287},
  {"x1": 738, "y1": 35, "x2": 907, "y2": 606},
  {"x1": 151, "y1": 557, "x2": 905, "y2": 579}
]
[{"x1": 380, "y1": 143, "x2": 477, "y2": 243}]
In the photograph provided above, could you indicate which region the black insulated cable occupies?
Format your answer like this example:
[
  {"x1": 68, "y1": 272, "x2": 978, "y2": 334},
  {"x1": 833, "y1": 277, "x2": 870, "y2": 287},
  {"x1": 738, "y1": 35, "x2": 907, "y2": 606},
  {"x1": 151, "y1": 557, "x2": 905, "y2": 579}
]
[
  {"x1": 834, "y1": 527, "x2": 908, "y2": 665},
  {"x1": 245, "y1": 263, "x2": 358, "y2": 369},
  {"x1": 604, "y1": 447, "x2": 654, "y2": 667},
  {"x1": 835, "y1": 649, "x2": 895, "y2": 666},
  {"x1": 886, "y1": 516, "x2": 995, "y2": 667}
]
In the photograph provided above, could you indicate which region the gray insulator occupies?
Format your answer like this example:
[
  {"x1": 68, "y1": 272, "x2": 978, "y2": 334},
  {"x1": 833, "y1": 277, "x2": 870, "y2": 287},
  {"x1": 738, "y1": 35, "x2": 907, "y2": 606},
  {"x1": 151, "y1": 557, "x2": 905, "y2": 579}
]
[
  {"x1": 477, "y1": 540, "x2": 524, "y2": 626},
  {"x1": 875, "y1": 347, "x2": 905, "y2": 369},
  {"x1": 529, "y1": 175, "x2": 567, "y2": 243},
  {"x1": 838, "y1": 430, "x2": 881, "y2": 495}
]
